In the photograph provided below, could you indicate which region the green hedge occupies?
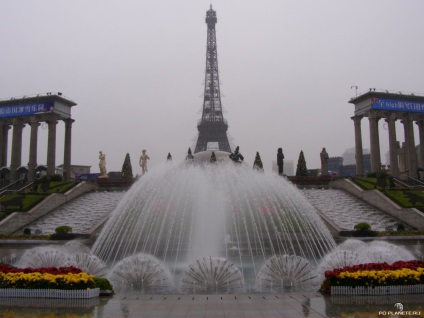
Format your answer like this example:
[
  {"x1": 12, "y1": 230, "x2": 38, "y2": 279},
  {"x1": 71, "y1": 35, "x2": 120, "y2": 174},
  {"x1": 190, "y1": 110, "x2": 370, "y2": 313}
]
[
  {"x1": 0, "y1": 194, "x2": 45, "y2": 212},
  {"x1": 384, "y1": 190, "x2": 424, "y2": 208},
  {"x1": 32, "y1": 181, "x2": 77, "y2": 194},
  {"x1": 354, "y1": 178, "x2": 378, "y2": 190},
  {"x1": 0, "y1": 233, "x2": 51, "y2": 240},
  {"x1": 353, "y1": 178, "x2": 424, "y2": 208}
]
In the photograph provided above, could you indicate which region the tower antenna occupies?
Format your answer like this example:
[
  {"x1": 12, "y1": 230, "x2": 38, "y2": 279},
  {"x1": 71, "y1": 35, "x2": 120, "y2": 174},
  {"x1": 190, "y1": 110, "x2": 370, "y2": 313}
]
[{"x1": 351, "y1": 85, "x2": 358, "y2": 96}]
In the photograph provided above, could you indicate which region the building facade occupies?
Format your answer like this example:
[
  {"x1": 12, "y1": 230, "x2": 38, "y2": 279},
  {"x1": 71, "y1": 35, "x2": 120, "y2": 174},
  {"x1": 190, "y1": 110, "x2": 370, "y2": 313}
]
[
  {"x1": 349, "y1": 90, "x2": 424, "y2": 178},
  {"x1": 0, "y1": 93, "x2": 76, "y2": 183}
]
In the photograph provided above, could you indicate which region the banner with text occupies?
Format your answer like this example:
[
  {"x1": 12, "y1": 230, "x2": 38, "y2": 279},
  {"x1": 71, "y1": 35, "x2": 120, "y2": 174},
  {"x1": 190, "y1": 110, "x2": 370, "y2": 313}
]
[
  {"x1": 0, "y1": 101, "x2": 54, "y2": 118},
  {"x1": 371, "y1": 97, "x2": 424, "y2": 113}
]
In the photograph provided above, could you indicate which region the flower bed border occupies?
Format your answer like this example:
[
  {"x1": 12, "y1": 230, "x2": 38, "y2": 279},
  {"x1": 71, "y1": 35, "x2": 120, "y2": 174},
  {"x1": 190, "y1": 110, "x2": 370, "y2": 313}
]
[
  {"x1": 331, "y1": 284, "x2": 424, "y2": 295},
  {"x1": 0, "y1": 288, "x2": 99, "y2": 299}
]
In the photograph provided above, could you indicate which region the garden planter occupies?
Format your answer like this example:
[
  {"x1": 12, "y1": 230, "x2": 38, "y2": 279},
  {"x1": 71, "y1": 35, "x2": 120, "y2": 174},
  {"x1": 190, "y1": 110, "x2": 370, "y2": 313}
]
[
  {"x1": 331, "y1": 284, "x2": 424, "y2": 295},
  {"x1": 0, "y1": 288, "x2": 99, "y2": 299}
]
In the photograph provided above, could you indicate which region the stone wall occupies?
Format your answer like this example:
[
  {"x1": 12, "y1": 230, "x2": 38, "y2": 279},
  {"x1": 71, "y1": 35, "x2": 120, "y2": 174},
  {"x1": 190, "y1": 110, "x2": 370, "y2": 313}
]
[{"x1": 330, "y1": 179, "x2": 424, "y2": 230}]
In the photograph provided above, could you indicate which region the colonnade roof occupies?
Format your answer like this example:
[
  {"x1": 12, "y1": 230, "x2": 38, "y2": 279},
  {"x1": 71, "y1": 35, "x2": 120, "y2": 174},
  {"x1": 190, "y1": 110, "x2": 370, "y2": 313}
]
[
  {"x1": 349, "y1": 90, "x2": 424, "y2": 105},
  {"x1": 349, "y1": 90, "x2": 424, "y2": 118},
  {"x1": 0, "y1": 93, "x2": 76, "y2": 123},
  {"x1": 0, "y1": 93, "x2": 76, "y2": 107}
]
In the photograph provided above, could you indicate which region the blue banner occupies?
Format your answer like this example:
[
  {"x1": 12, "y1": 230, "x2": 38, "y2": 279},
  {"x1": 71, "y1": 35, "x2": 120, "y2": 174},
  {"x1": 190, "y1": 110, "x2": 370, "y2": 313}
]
[
  {"x1": 371, "y1": 97, "x2": 424, "y2": 113},
  {"x1": 0, "y1": 101, "x2": 54, "y2": 118}
]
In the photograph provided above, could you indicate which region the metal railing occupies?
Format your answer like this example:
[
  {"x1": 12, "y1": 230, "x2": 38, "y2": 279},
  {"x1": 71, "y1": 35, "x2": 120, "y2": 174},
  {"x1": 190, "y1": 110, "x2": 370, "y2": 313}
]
[
  {"x1": 351, "y1": 88, "x2": 424, "y2": 99},
  {"x1": 0, "y1": 179, "x2": 35, "y2": 200},
  {"x1": 0, "y1": 178, "x2": 27, "y2": 198},
  {"x1": 394, "y1": 174, "x2": 424, "y2": 190}
]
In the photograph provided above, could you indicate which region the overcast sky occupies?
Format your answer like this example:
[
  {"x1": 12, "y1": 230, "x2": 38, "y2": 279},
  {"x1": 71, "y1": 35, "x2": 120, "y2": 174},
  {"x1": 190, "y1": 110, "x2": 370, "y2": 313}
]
[{"x1": 1, "y1": 0, "x2": 424, "y2": 174}]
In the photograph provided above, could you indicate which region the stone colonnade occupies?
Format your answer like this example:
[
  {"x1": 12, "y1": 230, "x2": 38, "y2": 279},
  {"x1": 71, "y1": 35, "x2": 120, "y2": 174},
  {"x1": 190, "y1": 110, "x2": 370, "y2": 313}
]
[
  {"x1": 0, "y1": 114, "x2": 74, "y2": 182},
  {"x1": 352, "y1": 110, "x2": 424, "y2": 178}
]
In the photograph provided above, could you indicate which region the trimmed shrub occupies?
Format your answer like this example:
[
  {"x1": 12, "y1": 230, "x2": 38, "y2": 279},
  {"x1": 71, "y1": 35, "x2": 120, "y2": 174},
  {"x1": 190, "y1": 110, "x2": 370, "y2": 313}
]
[
  {"x1": 354, "y1": 222, "x2": 371, "y2": 231},
  {"x1": 55, "y1": 225, "x2": 72, "y2": 234},
  {"x1": 49, "y1": 174, "x2": 63, "y2": 182},
  {"x1": 94, "y1": 277, "x2": 114, "y2": 292},
  {"x1": 367, "y1": 171, "x2": 389, "y2": 178}
]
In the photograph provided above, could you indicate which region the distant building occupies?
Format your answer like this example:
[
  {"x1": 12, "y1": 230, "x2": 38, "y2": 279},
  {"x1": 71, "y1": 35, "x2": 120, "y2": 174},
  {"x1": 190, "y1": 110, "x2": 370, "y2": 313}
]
[
  {"x1": 339, "y1": 164, "x2": 356, "y2": 177},
  {"x1": 308, "y1": 169, "x2": 319, "y2": 177},
  {"x1": 313, "y1": 153, "x2": 372, "y2": 177},
  {"x1": 338, "y1": 154, "x2": 371, "y2": 177},
  {"x1": 272, "y1": 160, "x2": 295, "y2": 176},
  {"x1": 327, "y1": 157, "x2": 343, "y2": 176},
  {"x1": 56, "y1": 164, "x2": 91, "y2": 181},
  {"x1": 342, "y1": 147, "x2": 369, "y2": 166}
]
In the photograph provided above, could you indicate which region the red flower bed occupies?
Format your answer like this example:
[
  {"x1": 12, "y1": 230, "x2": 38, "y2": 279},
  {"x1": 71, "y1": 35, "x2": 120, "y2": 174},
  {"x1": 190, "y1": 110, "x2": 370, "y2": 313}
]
[
  {"x1": 324, "y1": 260, "x2": 424, "y2": 278},
  {"x1": 321, "y1": 260, "x2": 424, "y2": 294},
  {"x1": 0, "y1": 264, "x2": 82, "y2": 275}
]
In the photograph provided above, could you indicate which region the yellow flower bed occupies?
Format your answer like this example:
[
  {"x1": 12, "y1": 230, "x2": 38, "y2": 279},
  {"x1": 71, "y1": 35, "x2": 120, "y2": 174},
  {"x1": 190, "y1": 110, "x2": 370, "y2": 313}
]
[
  {"x1": 337, "y1": 267, "x2": 424, "y2": 286},
  {"x1": 0, "y1": 272, "x2": 95, "y2": 290},
  {"x1": 321, "y1": 261, "x2": 424, "y2": 294}
]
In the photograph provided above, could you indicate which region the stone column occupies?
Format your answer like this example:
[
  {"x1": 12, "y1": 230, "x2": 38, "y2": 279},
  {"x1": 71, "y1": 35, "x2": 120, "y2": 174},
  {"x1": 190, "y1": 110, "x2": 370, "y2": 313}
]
[
  {"x1": 28, "y1": 117, "x2": 40, "y2": 182},
  {"x1": 402, "y1": 115, "x2": 418, "y2": 178},
  {"x1": 10, "y1": 119, "x2": 25, "y2": 183},
  {"x1": 0, "y1": 121, "x2": 11, "y2": 168},
  {"x1": 352, "y1": 116, "x2": 364, "y2": 176},
  {"x1": 398, "y1": 142, "x2": 405, "y2": 173},
  {"x1": 408, "y1": 118, "x2": 418, "y2": 178},
  {"x1": 46, "y1": 116, "x2": 58, "y2": 176},
  {"x1": 386, "y1": 113, "x2": 399, "y2": 177},
  {"x1": 369, "y1": 111, "x2": 381, "y2": 173},
  {"x1": 402, "y1": 120, "x2": 410, "y2": 174},
  {"x1": 0, "y1": 121, "x2": 4, "y2": 168},
  {"x1": 416, "y1": 120, "x2": 424, "y2": 172},
  {"x1": 63, "y1": 119, "x2": 74, "y2": 181}
]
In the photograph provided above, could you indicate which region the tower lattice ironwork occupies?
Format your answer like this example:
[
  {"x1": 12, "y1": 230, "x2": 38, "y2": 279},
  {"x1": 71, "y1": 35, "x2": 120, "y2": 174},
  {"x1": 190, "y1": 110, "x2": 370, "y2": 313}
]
[{"x1": 194, "y1": 6, "x2": 231, "y2": 154}]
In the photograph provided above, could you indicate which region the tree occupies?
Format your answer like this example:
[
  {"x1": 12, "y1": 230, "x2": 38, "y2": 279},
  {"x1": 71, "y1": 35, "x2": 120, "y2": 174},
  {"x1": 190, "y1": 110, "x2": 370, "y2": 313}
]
[
  {"x1": 121, "y1": 153, "x2": 133, "y2": 179},
  {"x1": 253, "y1": 151, "x2": 264, "y2": 172},
  {"x1": 296, "y1": 150, "x2": 308, "y2": 177}
]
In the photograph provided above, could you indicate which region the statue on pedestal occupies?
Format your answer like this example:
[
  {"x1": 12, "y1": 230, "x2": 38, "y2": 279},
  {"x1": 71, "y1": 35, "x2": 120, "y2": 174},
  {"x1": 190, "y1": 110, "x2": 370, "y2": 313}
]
[
  {"x1": 320, "y1": 147, "x2": 329, "y2": 176},
  {"x1": 139, "y1": 149, "x2": 150, "y2": 174},
  {"x1": 185, "y1": 148, "x2": 194, "y2": 165},
  {"x1": 229, "y1": 146, "x2": 244, "y2": 164},
  {"x1": 99, "y1": 151, "x2": 108, "y2": 178},
  {"x1": 277, "y1": 148, "x2": 284, "y2": 176}
]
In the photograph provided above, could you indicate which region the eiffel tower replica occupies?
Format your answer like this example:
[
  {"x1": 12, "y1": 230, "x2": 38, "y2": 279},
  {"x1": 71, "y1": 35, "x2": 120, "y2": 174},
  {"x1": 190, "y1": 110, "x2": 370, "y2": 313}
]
[{"x1": 194, "y1": 5, "x2": 232, "y2": 154}]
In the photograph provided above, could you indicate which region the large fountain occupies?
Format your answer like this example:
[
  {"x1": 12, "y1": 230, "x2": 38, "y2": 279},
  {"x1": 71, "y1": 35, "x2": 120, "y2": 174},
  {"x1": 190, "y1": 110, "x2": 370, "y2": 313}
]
[
  {"x1": 89, "y1": 150, "x2": 337, "y2": 293},
  {"x1": 9, "y1": 151, "x2": 420, "y2": 294}
]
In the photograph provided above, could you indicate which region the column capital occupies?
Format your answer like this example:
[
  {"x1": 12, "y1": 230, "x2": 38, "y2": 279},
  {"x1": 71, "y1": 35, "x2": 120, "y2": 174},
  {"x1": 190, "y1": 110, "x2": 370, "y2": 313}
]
[
  {"x1": 45, "y1": 114, "x2": 59, "y2": 125},
  {"x1": 385, "y1": 112, "x2": 397, "y2": 123},
  {"x1": 29, "y1": 116, "x2": 41, "y2": 127},
  {"x1": 368, "y1": 110, "x2": 382, "y2": 120},
  {"x1": 12, "y1": 117, "x2": 24, "y2": 126},
  {"x1": 400, "y1": 112, "x2": 415, "y2": 121},
  {"x1": 415, "y1": 120, "x2": 424, "y2": 128},
  {"x1": 351, "y1": 115, "x2": 362, "y2": 124},
  {"x1": 0, "y1": 121, "x2": 11, "y2": 130},
  {"x1": 0, "y1": 118, "x2": 13, "y2": 126},
  {"x1": 63, "y1": 118, "x2": 75, "y2": 127}
]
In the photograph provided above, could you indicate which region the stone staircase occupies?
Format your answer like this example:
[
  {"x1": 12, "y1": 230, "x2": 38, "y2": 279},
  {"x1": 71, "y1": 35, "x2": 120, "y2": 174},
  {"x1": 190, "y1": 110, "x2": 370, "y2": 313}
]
[{"x1": 0, "y1": 182, "x2": 97, "y2": 234}]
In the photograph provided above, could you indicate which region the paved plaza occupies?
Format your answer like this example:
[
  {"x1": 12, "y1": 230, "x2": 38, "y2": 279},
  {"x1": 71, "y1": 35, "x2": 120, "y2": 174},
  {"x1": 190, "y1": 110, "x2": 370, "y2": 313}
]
[{"x1": 0, "y1": 292, "x2": 423, "y2": 318}]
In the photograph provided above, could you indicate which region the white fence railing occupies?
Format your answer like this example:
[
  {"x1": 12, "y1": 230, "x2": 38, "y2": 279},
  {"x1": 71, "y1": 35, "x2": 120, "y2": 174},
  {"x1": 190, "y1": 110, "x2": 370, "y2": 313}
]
[
  {"x1": 0, "y1": 288, "x2": 99, "y2": 299},
  {"x1": 331, "y1": 285, "x2": 424, "y2": 295}
]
